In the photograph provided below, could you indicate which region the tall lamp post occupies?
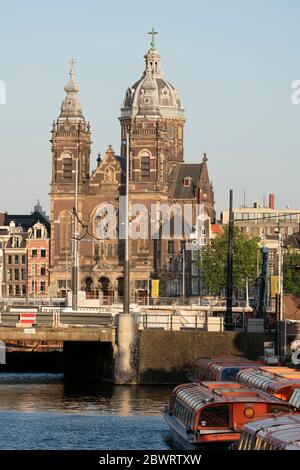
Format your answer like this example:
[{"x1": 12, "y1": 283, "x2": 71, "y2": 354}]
[
  {"x1": 123, "y1": 129, "x2": 130, "y2": 315},
  {"x1": 276, "y1": 225, "x2": 284, "y2": 358},
  {"x1": 71, "y1": 145, "x2": 79, "y2": 311},
  {"x1": 225, "y1": 189, "x2": 234, "y2": 330}
]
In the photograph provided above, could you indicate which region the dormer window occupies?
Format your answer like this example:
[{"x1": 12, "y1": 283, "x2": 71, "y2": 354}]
[{"x1": 183, "y1": 177, "x2": 192, "y2": 187}]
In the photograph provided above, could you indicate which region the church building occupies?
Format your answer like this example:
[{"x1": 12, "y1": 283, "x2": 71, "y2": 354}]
[{"x1": 49, "y1": 32, "x2": 215, "y2": 301}]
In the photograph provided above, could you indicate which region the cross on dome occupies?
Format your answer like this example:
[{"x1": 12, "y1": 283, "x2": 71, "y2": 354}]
[{"x1": 148, "y1": 27, "x2": 158, "y2": 49}]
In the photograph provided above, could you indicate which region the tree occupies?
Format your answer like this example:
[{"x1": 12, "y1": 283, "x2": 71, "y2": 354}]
[
  {"x1": 200, "y1": 226, "x2": 260, "y2": 295},
  {"x1": 283, "y1": 250, "x2": 300, "y2": 296}
]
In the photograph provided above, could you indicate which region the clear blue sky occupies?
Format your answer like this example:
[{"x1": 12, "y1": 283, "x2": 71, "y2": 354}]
[{"x1": 1, "y1": 0, "x2": 300, "y2": 218}]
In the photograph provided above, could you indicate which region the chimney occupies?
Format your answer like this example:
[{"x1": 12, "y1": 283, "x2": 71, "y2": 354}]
[
  {"x1": 0, "y1": 211, "x2": 6, "y2": 226},
  {"x1": 269, "y1": 193, "x2": 275, "y2": 210}
]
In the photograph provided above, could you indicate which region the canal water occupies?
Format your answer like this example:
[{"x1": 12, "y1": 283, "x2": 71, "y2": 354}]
[{"x1": 0, "y1": 373, "x2": 174, "y2": 450}]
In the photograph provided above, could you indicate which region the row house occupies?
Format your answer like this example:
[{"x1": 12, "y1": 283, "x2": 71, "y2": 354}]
[{"x1": 0, "y1": 219, "x2": 50, "y2": 299}]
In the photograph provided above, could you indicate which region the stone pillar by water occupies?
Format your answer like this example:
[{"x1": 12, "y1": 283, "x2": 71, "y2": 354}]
[{"x1": 115, "y1": 314, "x2": 136, "y2": 383}]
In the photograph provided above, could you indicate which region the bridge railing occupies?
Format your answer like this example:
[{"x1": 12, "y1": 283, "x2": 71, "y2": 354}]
[
  {"x1": 136, "y1": 312, "x2": 270, "y2": 333},
  {"x1": 0, "y1": 311, "x2": 113, "y2": 328}
]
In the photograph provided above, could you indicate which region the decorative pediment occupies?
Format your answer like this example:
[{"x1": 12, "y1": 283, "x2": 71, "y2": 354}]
[{"x1": 89, "y1": 145, "x2": 122, "y2": 186}]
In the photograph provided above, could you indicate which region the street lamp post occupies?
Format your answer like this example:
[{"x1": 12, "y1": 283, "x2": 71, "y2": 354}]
[
  {"x1": 183, "y1": 248, "x2": 186, "y2": 303},
  {"x1": 226, "y1": 189, "x2": 234, "y2": 330},
  {"x1": 276, "y1": 226, "x2": 284, "y2": 358},
  {"x1": 123, "y1": 129, "x2": 130, "y2": 315},
  {"x1": 71, "y1": 151, "x2": 79, "y2": 311}
]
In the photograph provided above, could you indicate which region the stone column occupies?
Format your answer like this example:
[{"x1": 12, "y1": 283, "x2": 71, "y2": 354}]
[{"x1": 115, "y1": 313, "x2": 136, "y2": 383}]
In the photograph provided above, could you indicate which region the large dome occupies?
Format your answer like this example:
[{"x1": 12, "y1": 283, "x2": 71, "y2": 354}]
[{"x1": 121, "y1": 46, "x2": 184, "y2": 120}]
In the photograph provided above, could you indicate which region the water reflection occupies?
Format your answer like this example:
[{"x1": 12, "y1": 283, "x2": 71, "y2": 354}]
[
  {"x1": 0, "y1": 373, "x2": 173, "y2": 450},
  {"x1": 0, "y1": 373, "x2": 173, "y2": 415}
]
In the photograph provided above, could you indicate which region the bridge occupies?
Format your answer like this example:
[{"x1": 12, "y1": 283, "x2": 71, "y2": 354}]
[
  {"x1": 0, "y1": 304, "x2": 298, "y2": 383},
  {"x1": 0, "y1": 326, "x2": 114, "y2": 343}
]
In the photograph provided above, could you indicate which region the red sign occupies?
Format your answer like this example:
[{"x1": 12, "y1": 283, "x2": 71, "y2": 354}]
[{"x1": 19, "y1": 313, "x2": 37, "y2": 325}]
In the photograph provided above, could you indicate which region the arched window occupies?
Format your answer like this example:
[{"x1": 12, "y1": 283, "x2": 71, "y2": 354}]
[
  {"x1": 62, "y1": 154, "x2": 72, "y2": 180},
  {"x1": 140, "y1": 151, "x2": 150, "y2": 181}
]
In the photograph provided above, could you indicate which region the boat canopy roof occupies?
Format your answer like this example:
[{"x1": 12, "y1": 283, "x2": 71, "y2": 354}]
[
  {"x1": 242, "y1": 413, "x2": 300, "y2": 450},
  {"x1": 172, "y1": 382, "x2": 286, "y2": 409},
  {"x1": 237, "y1": 368, "x2": 300, "y2": 397}
]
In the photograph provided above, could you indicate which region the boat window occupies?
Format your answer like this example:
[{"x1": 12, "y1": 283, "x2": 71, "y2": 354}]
[
  {"x1": 199, "y1": 405, "x2": 229, "y2": 428},
  {"x1": 244, "y1": 432, "x2": 255, "y2": 450},
  {"x1": 269, "y1": 404, "x2": 289, "y2": 413},
  {"x1": 254, "y1": 436, "x2": 264, "y2": 450},
  {"x1": 239, "y1": 433, "x2": 247, "y2": 450}
]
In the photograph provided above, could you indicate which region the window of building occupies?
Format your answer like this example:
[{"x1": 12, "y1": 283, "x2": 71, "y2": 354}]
[
  {"x1": 22, "y1": 285, "x2": 26, "y2": 296},
  {"x1": 40, "y1": 281, "x2": 46, "y2": 293},
  {"x1": 183, "y1": 177, "x2": 192, "y2": 187},
  {"x1": 168, "y1": 240, "x2": 174, "y2": 254},
  {"x1": 15, "y1": 255, "x2": 19, "y2": 264},
  {"x1": 63, "y1": 157, "x2": 72, "y2": 180},
  {"x1": 167, "y1": 127, "x2": 173, "y2": 139},
  {"x1": 32, "y1": 249, "x2": 37, "y2": 258},
  {"x1": 106, "y1": 244, "x2": 113, "y2": 257},
  {"x1": 200, "y1": 237, "x2": 207, "y2": 246},
  {"x1": 166, "y1": 279, "x2": 181, "y2": 297},
  {"x1": 14, "y1": 269, "x2": 19, "y2": 281},
  {"x1": 21, "y1": 255, "x2": 26, "y2": 265},
  {"x1": 21, "y1": 269, "x2": 26, "y2": 281},
  {"x1": 58, "y1": 280, "x2": 71, "y2": 289},
  {"x1": 167, "y1": 258, "x2": 174, "y2": 272},
  {"x1": 41, "y1": 266, "x2": 46, "y2": 276},
  {"x1": 192, "y1": 278, "x2": 199, "y2": 295},
  {"x1": 36, "y1": 229, "x2": 42, "y2": 238},
  {"x1": 192, "y1": 263, "x2": 199, "y2": 276},
  {"x1": 12, "y1": 236, "x2": 21, "y2": 248},
  {"x1": 15, "y1": 285, "x2": 20, "y2": 297},
  {"x1": 8, "y1": 285, "x2": 12, "y2": 296},
  {"x1": 7, "y1": 255, "x2": 12, "y2": 265},
  {"x1": 141, "y1": 154, "x2": 150, "y2": 180},
  {"x1": 41, "y1": 249, "x2": 46, "y2": 258}
]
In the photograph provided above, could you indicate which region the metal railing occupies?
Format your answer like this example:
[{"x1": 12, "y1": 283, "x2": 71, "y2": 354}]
[
  {"x1": 136, "y1": 312, "x2": 269, "y2": 333},
  {"x1": 0, "y1": 311, "x2": 113, "y2": 328}
]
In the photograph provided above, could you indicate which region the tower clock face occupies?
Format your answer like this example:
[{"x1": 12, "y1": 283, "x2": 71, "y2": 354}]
[{"x1": 94, "y1": 204, "x2": 118, "y2": 240}]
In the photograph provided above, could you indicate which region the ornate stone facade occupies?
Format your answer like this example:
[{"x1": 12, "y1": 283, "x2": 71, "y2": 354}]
[{"x1": 49, "y1": 39, "x2": 215, "y2": 301}]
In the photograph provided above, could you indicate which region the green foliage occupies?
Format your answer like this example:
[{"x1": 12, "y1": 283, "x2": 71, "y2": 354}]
[
  {"x1": 283, "y1": 250, "x2": 300, "y2": 296},
  {"x1": 200, "y1": 226, "x2": 260, "y2": 294}
]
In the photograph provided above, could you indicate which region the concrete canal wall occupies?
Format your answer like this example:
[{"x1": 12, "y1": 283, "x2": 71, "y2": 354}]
[{"x1": 137, "y1": 330, "x2": 275, "y2": 384}]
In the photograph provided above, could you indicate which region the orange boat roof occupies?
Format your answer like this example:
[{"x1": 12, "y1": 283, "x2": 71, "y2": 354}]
[{"x1": 177, "y1": 381, "x2": 287, "y2": 404}]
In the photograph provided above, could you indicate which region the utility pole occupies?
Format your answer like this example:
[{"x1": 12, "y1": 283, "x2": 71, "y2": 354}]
[
  {"x1": 225, "y1": 189, "x2": 234, "y2": 330},
  {"x1": 277, "y1": 226, "x2": 284, "y2": 358},
  {"x1": 182, "y1": 248, "x2": 185, "y2": 303},
  {"x1": 123, "y1": 129, "x2": 130, "y2": 315},
  {"x1": 71, "y1": 152, "x2": 79, "y2": 311}
]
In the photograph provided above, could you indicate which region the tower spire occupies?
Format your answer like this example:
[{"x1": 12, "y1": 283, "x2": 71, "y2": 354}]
[{"x1": 59, "y1": 59, "x2": 83, "y2": 120}]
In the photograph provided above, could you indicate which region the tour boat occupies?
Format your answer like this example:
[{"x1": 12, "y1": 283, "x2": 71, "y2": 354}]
[
  {"x1": 237, "y1": 368, "x2": 300, "y2": 402},
  {"x1": 237, "y1": 413, "x2": 300, "y2": 450},
  {"x1": 163, "y1": 381, "x2": 293, "y2": 450},
  {"x1": 188, "y1": 356, "x2": 262, "y2": 382}
]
